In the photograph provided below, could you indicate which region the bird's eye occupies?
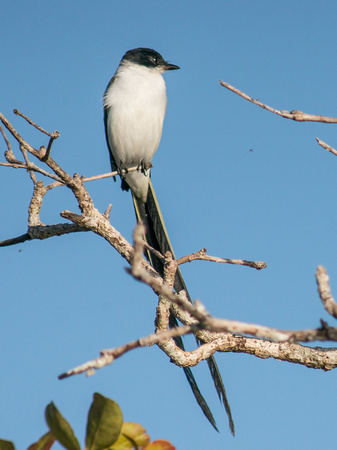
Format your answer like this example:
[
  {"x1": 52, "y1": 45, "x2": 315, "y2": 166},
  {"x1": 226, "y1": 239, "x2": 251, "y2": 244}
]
[{"x1": 152, "y1": 56, "x2": 157, "y2": 64}]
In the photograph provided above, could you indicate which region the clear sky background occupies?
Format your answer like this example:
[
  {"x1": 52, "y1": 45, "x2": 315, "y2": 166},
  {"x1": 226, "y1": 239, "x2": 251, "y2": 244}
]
[{"x1": 1, "y1": 2, "x2": 337, "y2": 449}]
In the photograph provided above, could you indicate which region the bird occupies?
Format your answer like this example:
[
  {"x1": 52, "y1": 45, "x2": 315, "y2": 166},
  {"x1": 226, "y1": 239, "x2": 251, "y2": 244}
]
[{"x1": 103, "y1": 47, "x2": 234, "y2": 434}]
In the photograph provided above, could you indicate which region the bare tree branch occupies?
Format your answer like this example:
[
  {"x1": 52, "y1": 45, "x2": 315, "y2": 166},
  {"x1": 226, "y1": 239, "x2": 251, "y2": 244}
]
[
  {"x1": 0, "y1": 233, "x2": 32, "y2": 247},
  {"x1": 128, "y1": 225, "x2": 337, "y2": 345},
  {"x1": 176, "y1": 248, "x2": 267, "y2": 270},
  {"x1": 59, "y1": 304, "x2": 337, "y2": 379},
  {"x1": 129, "y1": 231, "x2": 337, "y2": 343},
  {"x1": 13, "y1": 109, "x2": 60, "y2": 138},
  {"x1": 58, "y1": 324, "x2": 194, "y2": 379},
  {"x1": 220, "y1": 80, "x2": 337, "y2": 123},
  {"x1": 0, "y1": 177, "x2": 88, "y2": 247},
  {"x1": 316, "y1": 265, "x2": 337, "y2": 320},
  {"x1": 0, "y1": 159, "x2": 63, "y2": 181},
  {"x1": 0, "y1": 123, "x2": 15, "y2": 162},
  {"x1": 315, "y1": 137, "x2": 337, "y2": 157},
  {"x1": 2, "y1": 109, "x2": 337, "y2": 383}
]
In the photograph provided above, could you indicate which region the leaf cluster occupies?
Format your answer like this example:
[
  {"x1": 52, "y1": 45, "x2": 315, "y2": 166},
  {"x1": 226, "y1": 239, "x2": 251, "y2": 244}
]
[{"x1": 0, "y1": 393, "x2": 174, "y2": 450}]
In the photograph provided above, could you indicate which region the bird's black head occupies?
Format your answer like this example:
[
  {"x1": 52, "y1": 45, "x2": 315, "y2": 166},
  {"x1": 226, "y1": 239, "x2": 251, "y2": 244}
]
[{"x1": 121, "y1": 48, "x2": 180, "y2": 71}]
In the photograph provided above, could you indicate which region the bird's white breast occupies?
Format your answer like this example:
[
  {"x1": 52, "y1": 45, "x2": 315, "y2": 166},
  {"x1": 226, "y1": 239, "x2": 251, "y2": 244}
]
[{"x1": 104, "y1": 63, "x2": 168, "y2": 201}]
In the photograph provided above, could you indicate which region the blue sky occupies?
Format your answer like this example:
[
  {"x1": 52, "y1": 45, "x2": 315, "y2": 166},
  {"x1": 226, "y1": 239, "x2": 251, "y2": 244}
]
[{"x1": 2, "y1": 2, "x2": 337, "y2": 449}]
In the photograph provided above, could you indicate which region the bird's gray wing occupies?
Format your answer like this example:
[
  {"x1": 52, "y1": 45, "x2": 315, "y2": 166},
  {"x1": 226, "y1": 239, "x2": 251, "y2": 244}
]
[
  {"x1": 103, "y1": 102, "x2": 118, "y2": 174},
  {"x1": 104, "y1": 94, "x2": 129, "y2": 191}
]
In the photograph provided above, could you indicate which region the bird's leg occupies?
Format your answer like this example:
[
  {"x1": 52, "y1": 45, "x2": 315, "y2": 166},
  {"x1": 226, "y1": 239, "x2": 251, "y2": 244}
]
[
  {"x1": 137, "y1": 159, "x2": 147, "y2": 174},
  {"x1": 137, "y1": 160, "x2": 152, "y2": 174},
  {"x1": 118, "y1": 161, "x2": 129, "y2": 179}
]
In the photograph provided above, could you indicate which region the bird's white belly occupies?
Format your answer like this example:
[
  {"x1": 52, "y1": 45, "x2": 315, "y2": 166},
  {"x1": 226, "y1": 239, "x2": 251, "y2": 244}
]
[
  {"x1": 105, "y1": 65, "x2": 168, "y2": 201},
  {"x1": 107, "y1": 104, "x2": 163, "y2": 168}
]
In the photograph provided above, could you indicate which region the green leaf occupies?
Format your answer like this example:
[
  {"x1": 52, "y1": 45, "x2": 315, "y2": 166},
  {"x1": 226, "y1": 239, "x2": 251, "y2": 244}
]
[
  {"x1": 28, "y1": 431, "x2": 56, "y2": 450},
  {"x1": 85, "y1": 393, "x2": 123, "y2": 450},
  {"x1": 45, "y1": 402, "x2": 80, "y2": 450},
  {"x1": 110, "y1": 422, "x2": 150, "y2": 449},
  {"x1": 0, "y1": 439, "x2": 15, "y2": 450}
]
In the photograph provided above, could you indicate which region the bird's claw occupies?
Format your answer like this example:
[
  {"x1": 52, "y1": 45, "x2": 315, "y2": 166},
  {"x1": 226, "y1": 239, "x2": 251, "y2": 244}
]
[
  {"x1": 118, "y1": 164, "x2": 129, "y2": 179},
  {"x1": 137, "y1": 160, "x2": 153, "y2": 174}
]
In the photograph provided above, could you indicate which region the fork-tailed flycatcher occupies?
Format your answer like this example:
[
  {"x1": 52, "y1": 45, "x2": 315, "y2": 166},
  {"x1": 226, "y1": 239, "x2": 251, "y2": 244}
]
[{"x1": 103, "y1": 48, "x2": 234, "y2": 434}]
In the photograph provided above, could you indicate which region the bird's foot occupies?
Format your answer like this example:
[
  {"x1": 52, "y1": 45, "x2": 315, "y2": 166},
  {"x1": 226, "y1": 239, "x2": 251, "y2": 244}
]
[
  {"x1": 137, "y1": 160, "x2": 153, "y2": 174},
  {"x1": 118, "y1": 164, "x2": 129, "y2": 179}
]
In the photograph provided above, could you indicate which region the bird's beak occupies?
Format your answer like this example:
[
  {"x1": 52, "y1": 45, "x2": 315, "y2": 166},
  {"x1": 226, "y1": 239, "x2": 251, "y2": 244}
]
[{"x1": 163, "y1": 62, "x2": 180, "y2": 71}]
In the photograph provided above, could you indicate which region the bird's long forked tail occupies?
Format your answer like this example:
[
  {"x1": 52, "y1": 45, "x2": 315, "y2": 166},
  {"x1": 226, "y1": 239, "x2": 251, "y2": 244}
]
[{"x1": 132, "y1": 179, "x2": 235, "y2": 435}]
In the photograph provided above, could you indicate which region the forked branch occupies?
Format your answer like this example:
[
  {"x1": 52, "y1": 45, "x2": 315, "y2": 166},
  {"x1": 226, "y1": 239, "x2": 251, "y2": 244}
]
[{"x1": 1, "y1": 110, "x2": 337, "y2": 381}]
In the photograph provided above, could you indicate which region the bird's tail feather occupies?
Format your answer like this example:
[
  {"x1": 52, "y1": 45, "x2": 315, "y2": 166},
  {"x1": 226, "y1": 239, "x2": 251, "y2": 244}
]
[
  {"x1": 132, "y1": 180, "x2": 234, "y2": 435},
  {"x1": 206, "y1": 355, "x2": 235, "y2": 436}
]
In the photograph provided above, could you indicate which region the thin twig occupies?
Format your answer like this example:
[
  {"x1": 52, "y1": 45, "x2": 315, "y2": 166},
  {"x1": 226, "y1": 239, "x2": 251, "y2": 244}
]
[
  {"x1": 20, "y1": 144, "x2": 37, "y2": 184},
  {"x1": 43, "y1": 166, "x2": 151, "y2": 191},
  {"x1": 316, "y1": 265, "x2": 337, "y2": 320},
  {"x1": 0, "y1": 124, "x2": 14, "y2": 161},
  {"x1": 0, "y1": 233, "x2": 31, "y2": 247},
  {"x1": 176, "y1": 248, "x2": 267, "y2": 270},
  {"x1": 43, "y1": 131, "x2": 60, "y2": 161},
  {"x1": 103, "y1": 204, "x2": 113, "y2": 219},
  {"x1": 143, "y1": 241, "x2": 165, "y2": 263},
  {"x1": 13, "y1": 109, "x2": 59, "y2": 138},
  {"x1": 0, "y1": 160, "x2": 63, "y2": 181},
  {"x1": 0, "y1": 161, "x2": 26, "y2": 169},
  {"x1": 58, "y1": 324, "x2": 194, "y2": 379},
  {"x1": 315, "y1": 138, "x2": 337, "y2": 157},
  {"x1": 0, "y1": 112, "x2": 38, "y2": 154},
  {"x1": 220, "y1": 80, "x2": 337, "y2": 123},
  {"x1": 82, "y1": 165, "x2": 152, "y2": 182}
]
